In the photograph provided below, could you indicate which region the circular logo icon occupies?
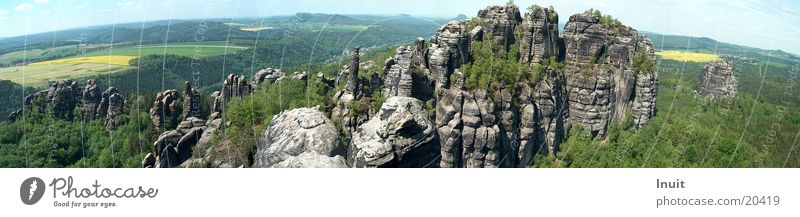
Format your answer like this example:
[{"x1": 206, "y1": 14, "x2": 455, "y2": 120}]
[{"x1": 20, "y1": 177, "x2": 45, "y2": 205}]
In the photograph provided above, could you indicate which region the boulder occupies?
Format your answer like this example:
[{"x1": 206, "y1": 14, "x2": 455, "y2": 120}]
[
  {"x1": 349, "y1": 96, "x2": 438, "y2": 167},
  {"x1": 253, "y1": 107, "x2": 346, "y2": 168}
]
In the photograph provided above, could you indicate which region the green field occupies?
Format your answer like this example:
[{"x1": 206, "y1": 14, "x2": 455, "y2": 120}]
[
  {"x1": 0, "y1": 44, "x2": 111, "y2": 65},
  {"x1": 0, "y1": 63, "x2": 129, "y2": 88},
  {"x1": 81, "y1": 43, "x2": 249, "y2": 57}
]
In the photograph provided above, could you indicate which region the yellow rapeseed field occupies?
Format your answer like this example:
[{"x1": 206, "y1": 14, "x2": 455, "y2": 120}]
[
  {"x1": 655, "y1": 50, "x2": 720, "y2": 62},
  {"x1": 30, "y1": 55, "x2": 135, "y2": 66}
]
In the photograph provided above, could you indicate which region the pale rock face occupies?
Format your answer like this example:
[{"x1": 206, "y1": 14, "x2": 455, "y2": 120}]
[
  {"x1": 381, "y1": 46, "x2": 415, "y2": 98},
  {"x1": 699, "y1": 60, "x2": 737, "y2": 99},
  {"x1": 427, "y1": 21, "x2": 470, "y2": 92},
  {"x1": 253, "y1": 107, "x2": 346, "y2": 168},
  {"x1": 349, "y1": 96, "x2": 438, "y2": 167}
]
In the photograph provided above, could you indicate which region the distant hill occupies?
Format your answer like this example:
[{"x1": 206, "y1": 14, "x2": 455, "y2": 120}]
[{"x1": 643, "y1": 31, "x2": 800, "y2": 67}]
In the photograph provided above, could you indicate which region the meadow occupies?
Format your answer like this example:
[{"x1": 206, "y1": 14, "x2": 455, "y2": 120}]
[
  {"x1": 655, "y1": 50, "x2": 720, "y2": 62},
  {"x1": 0, "y1": 63, "x2": 130, "y2": 88}
]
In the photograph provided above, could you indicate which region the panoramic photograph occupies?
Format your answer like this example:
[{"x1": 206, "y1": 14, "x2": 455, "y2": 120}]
[{"x1": 0, "y1": 0, "x2": 797, "y2": 169}]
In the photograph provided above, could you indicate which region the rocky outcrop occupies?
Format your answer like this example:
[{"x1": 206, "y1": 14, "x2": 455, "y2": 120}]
[
  {"x1": 81, "y1": 80, "x2": 102, "y2": 121},
  {"x1": 252, "y1": 68, "x2": 285, "y2": 87},
  {"x1": 222, "y1": 74, "x2": 250, "y2": 104},
  {"x1": 181, "y1": 81, "x2": 201, "y2": 120},
  {"x1": 149, "y1": 89, "x2": 181, "y2": 131},
  {"x1": 436, "y1": 71, "x2": 505, "y2": 168},
  {"x1": 381, "y1": 46, "x2": 415, "y2": 98},
  {"x1": 349, "y1": 96, "x2": 438, "y2": 167},
  {"x1": 7, "y1": 79, "x2": 126, "y2": 130},
  {"x1": 476, "y1": 4, "x2": 522, "y2": 52},
  {"x1": 519, "y1": 6, "x2": 559, "y2": 65},
  {"x1": 426, "y1": 21, "x2": 470, "y2": 91},
  {"x1": 103, "y1": 87, "x2": 126, "y2": 131},
  {"x1": 331, "y1": 48, "x2": 369, "y2": 137},
  {"x1": 46, "y1": 79, "x2": 81, "y2": 120},
  {"x1": 561, "y1": 11, "x2": 657, "y2": 138},
  {"x1": 632, "y1": 72, "x2": 658, "y2": 129},
  {"x1": 698, "y1": 60, "x2": 736, "y2": 98},
  {"x1": 148, "y1": 117, "x2": 207, "y2": 168},
  {"x1": 252, "y1": 107, "x2": 347, "y2": 168}
]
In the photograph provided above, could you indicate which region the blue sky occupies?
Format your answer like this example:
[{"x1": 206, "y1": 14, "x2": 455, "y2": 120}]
[{"x1": 0, "y1": 0, "x2": 798, "y2": 55}]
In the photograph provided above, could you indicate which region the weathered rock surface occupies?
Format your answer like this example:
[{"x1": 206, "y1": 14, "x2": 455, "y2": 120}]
[
  {"x1": 181, "y1": 81, "x2": 202, "y2": 120},
  {"x1": 699, "y1": 60, "x2": 736, "y2": 98},
  {"x1": 349, "y1": 96, "x2": 438, "y2": 167},
  {"x1": 149, "y1": 89, "x2": 181, "y2": 131},
  {"x1": 252, "y1": 68, "x2": 285, "y2": 87},
  {"x1": 562, "y1": 11, "x2": 657, "y2": 137},
  {"x1": 519, "y1": 6, "x2": 560, "y2": 65},
  {"x1": 103, "y1": 87, "x2": 126, "y2": 131},
  {"x1": 253, "y1": 107, "x2": 346, "y2": 168},
  {"x1": 436, "y1": 70, "x2": 505, "y2": 168},
  {"x1": 151, "y1": 117, "x2": 207, "y2": 168},
  {"x1": 476, "y1": 4, "x2": 522, "y2": 52},
  {"x1": 81, "y1": 80, "x2": 102, "y2": 121},
  {"x1": 331, "y1": 48, "x2": 369, "y2": 136},
  {"x1": 427, "y1": 21, "x2": 470, "y2": 91},
  {"x1": 381, "y1": 46, "x2": 415, "y2": 98}
]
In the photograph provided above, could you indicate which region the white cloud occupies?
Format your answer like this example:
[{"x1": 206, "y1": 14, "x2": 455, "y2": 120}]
[
  {"x1": 76, "y1": 5, "x2": 87, "y2": 10},
  {"x1": 15, "y1": 3, "x2": 33, "y2": 11},
  {"x1": 40, "y1": 10, "x2": 51, "y2": 15},
  {"x1": 35, "y1": 0, "x2": 48, "y2": 4},
  {"x1": 0, "y1": 9, "x2": 7, "y2": 21}
]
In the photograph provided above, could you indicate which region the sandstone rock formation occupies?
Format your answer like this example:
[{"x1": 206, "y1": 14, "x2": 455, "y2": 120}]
[
  {"x1": 381, "y1": 46, "x2": 415, "y2": 98},
  {"x1": 252, "y1": 68, "x2": 285, "y2": 87},
  {"x1": 81, "y1": 80, "x2": 102, "y2": 121},
  {"x1": 181, "y1": 81, "x2": 202, "y2": 120},
  {"x1": 519, "y1": 6, "x2": 560, "y2": 65},
  {"x1": 146, "y1": 117, "x2": 207, "y2": 168},
  {"x1": 349, "y1": 96, "x2": 438, "y2": 167},
  {"x1": 436, "y1": 70, "x2": 508, "y2": 167},
  {"x1": 561, "y1": 11, "x2": 657, "y2": 138},
  {"x1": 427, "y1": 21, "x2": 470, "y2": 91},
  {"x1": 698, "y1": 60, "x2": 737, "y2": 98},
  {"x1": 476, "y1": 4, "x2": 522, "y2": 52},
  {"x1": 149, "y1": 89, "x2": 181, "y2": 131},
  {"x1": 331, "y1": 48, "x2": 370, "y2": 136},
  {"x1": 252, "y1": 107, "x2": 347, "y2": 168},
  {"x1": 8, "y1": 79, "x2": 127, "y2": 131},
  {"x1": 103, "y1": 87, "x2": 126, "y2": 131}
]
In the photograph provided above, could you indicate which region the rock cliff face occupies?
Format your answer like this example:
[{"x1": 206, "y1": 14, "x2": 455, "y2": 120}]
[
  {"x1": 519, "y1": 6, "x2": 560, "y2": 65},
  {"x1": 149, "y1": 89, "x2": 181, "y2": 131},
  {"x1": 381, "y1": 46, "x2": 415, "y2": 98},
  {"x1": 349, "y1": 97, "x2": 438, "y2": 167},
  {"x1": 561, "y1": 11, "x2": 657, "y2": 138},
  {"x1": 253, "y1": 107, "x2": 347, "y2": 168},
  {"x1": 145, "y1": 117, "x2": 207, "y2": 168},
  {"x1": 476, "y1": 4, "x2": 522, "y2": 53},
  {"x1": 436, "y1": 70, "x2": 506, "y2": 167},
  {"x1": 698, "y1": 60, "x2": 737, "y2": 98},
  {"x1": 426, "y1": 21, "x2": 470, "y2": 91}
]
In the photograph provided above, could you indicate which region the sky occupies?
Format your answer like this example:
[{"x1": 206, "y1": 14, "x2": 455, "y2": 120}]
[{"x1": 0, "y1": 0, "x2": 798, "y2": 55}]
